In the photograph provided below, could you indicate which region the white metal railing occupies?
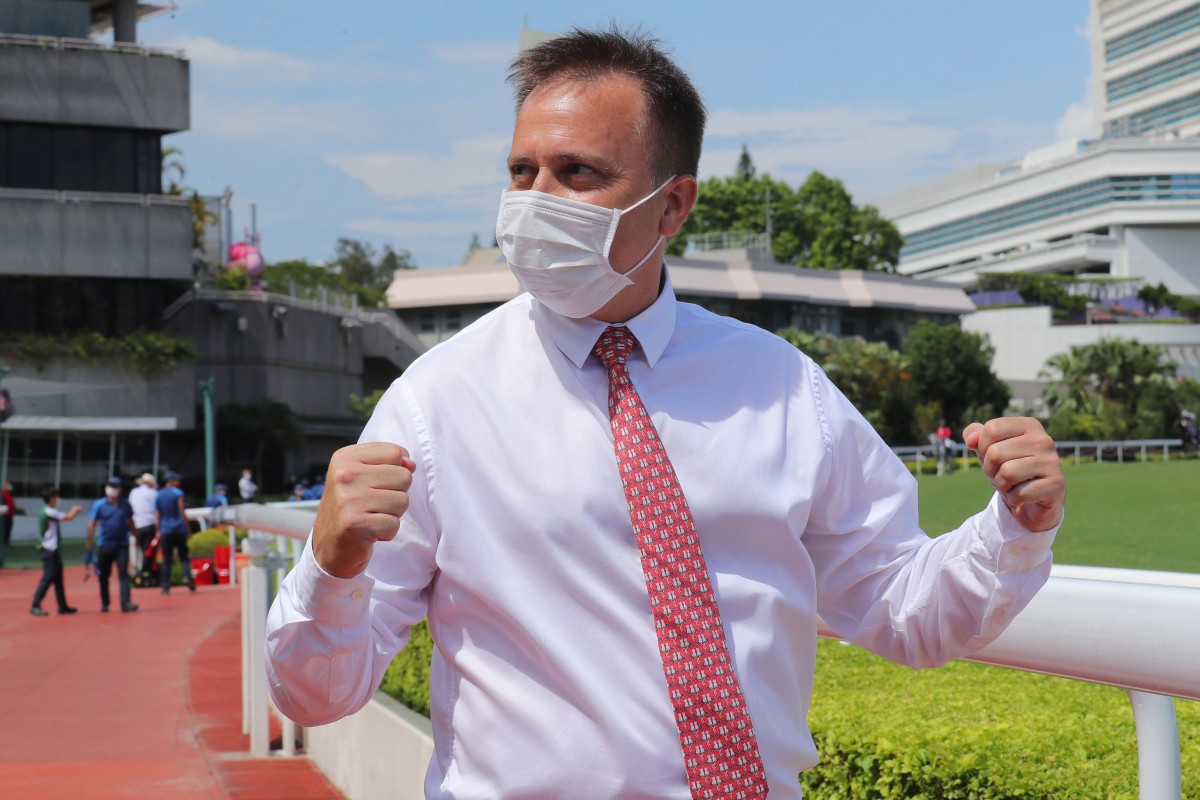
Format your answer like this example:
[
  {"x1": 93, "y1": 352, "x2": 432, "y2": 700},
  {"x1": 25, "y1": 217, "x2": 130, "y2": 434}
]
[
  {"x1": 687, "y1": 230, "x2": 772, "y2": 253},
  {"x1": 188, "y1": 502, "x2": 317, "y2": 758},
  {"x1": 209, "y1": 502, "x2": 1200, "y2": 798},
  {"x1": 0, "y1": 31, "x2": 184, "y2": 59},
  {"x1": 893, "y1": 438, "x2": 1188, "y2": 472},
  {"x1": 0, "y1": 187, "x2": 191, "y2": 206},
  {"x1": 1053, "y1": 438, "x2": 1183, "y2": 465},
  {"x1": 160, "y1": 288, "x2": 426, "y2": 353}
]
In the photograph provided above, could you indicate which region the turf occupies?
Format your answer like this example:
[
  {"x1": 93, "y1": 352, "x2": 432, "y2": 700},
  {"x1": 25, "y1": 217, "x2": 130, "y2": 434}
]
[{"x1": 916, "y1": 459, "x2": 1200, "y2": 573}]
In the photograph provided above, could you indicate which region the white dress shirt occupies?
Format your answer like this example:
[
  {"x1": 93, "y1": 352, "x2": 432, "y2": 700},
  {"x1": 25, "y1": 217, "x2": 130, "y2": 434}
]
[
  {"x1": 129, "y1": 484, "x2": 157, "y2": 529},
  {"x1": 266, "y1": 273, "x2": 1057, "y2": 799}
]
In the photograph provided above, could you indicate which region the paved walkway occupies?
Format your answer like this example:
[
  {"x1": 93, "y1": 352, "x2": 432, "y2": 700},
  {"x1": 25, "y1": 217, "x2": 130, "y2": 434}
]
[{"x1": 0, "y1": 561, "x2": 343, "y2": 799}]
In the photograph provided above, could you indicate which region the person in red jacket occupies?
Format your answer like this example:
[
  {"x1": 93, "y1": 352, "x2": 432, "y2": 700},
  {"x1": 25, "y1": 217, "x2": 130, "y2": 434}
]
[{"x1": 1, "y1": 479, "x2": 16, "y2": 568}]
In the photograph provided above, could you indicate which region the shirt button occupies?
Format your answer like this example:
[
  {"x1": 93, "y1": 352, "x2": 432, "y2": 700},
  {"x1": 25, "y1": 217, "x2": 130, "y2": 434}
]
[{"x1": 351, "y1": 589, "x2": 364, "y2": 600}]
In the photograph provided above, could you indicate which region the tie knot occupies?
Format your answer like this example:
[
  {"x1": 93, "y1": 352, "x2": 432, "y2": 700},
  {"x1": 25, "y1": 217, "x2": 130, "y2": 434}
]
[{"x1": 593, "y1": 325, "x2": 637, "y2": 370}]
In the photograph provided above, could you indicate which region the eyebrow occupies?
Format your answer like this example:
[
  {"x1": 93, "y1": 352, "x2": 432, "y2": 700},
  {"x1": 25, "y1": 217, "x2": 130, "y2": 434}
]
[{"x1": 508, "y1": 150, "x2": 620, "y2": 174}]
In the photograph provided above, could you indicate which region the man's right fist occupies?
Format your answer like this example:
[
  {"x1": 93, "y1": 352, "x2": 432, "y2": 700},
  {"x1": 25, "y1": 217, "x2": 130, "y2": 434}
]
[{"x1": 312, "y1": 442, "x2": 416, "y2": 579}]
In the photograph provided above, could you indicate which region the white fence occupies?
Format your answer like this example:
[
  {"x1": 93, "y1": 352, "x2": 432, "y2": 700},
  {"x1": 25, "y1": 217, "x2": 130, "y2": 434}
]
[
  {"x1": 893, "y1": 437, "x2": 1187, "y2": 472},
  {"x1": 205, "y1": 503, "x2": 1200, "y2": 800}
]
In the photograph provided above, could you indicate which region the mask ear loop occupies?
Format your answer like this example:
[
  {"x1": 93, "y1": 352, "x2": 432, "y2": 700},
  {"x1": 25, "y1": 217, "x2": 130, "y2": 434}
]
[{"x1": 604, "y1": 175, "x2": 678, "y2": 262}]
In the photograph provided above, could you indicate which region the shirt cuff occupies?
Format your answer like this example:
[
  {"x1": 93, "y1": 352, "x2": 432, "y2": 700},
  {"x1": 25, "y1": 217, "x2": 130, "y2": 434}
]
[
  {"x1": 986, "y1": 492, "x2": 1061, "y2": 572},
  {"x1": 289, "y1": 535, "x2": 377, "y2": 629}
]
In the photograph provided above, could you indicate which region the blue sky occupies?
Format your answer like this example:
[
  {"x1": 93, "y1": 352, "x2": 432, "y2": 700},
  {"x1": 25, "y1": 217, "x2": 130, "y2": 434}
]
[{"x1": 137, "y1": 0, "x2": 1092, "y2": 268}]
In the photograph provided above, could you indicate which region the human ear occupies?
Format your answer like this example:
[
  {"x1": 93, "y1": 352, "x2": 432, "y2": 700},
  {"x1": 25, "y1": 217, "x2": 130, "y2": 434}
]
[{"x1": 659, "y1": 176, "x2": 698, "y2": 237}]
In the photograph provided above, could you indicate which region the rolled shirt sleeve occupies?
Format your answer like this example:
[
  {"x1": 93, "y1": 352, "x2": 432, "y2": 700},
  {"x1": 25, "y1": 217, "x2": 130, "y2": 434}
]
[
  {"x1": 803, "y1": 365, "x2": 1059, "y2": 669},
  {"x1": 265, "y1": 379, "x2": 440, "y2": 726}
]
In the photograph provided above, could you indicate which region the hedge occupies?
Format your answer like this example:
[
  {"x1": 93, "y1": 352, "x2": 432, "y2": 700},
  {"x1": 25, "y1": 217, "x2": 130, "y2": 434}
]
[
  {"x1": 801, "y1": 639, "x2": 1200, "y2": 799},
  {"x1": 381, "y1": 632, "x2": 1198, "y2": 797},
  {"x1": 379, "y1": 620, "x2": 433, "y2": 717},
  {"x1": 187, "y1": 527, "x2": 247, "y2": 557}
]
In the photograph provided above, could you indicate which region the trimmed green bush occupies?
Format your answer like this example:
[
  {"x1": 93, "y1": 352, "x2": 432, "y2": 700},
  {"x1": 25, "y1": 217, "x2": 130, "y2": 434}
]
[
  {"x1": 187, "y1": 527, "x2": 246, "y2": 558},
  {"x1": 379, "y1": 633, "x2": 1199, "y2": 796},
  {"x1": 379, "y1": 620, "x2": 434, "y2": 717},
  {"x1": 802, "y1": 639, "x2": 1200, "y2": 798}
]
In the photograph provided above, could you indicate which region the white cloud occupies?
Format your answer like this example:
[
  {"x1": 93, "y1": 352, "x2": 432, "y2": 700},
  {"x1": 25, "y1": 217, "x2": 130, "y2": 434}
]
[
  {"x1": 166, "y1": 35, "x2": 417, "y2": 88},
  {"x1": 327, "y1": 136, "x2": 511, "y2": 204},
  {"x1": 427, "y1": 40, "x2": 514, "y2": 65},
  {"x1": 1055, "y1": 15, "x2": 1098, "y2": 142},
  {"x1": 169, "y1": 34, "x2": 315, "y2": 77},
  {"x1": 190, "y1": 93, "x2": 384, "y2": 142},
  {"x1": 1055, "y1": 97, "x2": 1095, "y2": 141},
  {"x1": 700, "y1": 104, "x2": 1044, "y2": 201},
  {"x1": 345, "y1": 218, "x2": 489, "y2": 239}
]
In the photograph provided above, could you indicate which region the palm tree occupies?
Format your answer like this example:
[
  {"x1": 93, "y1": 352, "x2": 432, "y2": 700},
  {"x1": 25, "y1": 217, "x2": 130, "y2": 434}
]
[{"x1": 1040, "y1": 338, "x2": 1177, "y2": 439}]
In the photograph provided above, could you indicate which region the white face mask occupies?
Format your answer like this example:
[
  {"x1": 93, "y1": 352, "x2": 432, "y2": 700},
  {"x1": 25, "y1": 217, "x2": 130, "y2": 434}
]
[
  {"x1": 105, "y1": 486, "x2": 120, "y2": 499},
  {"x1": 496, "y1": 177, "x2": 675, "y2": 318}
]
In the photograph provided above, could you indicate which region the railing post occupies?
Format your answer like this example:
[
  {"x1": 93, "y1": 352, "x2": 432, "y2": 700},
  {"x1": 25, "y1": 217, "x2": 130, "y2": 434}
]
[
  {"x1": 1126, "y1": 689, "x2": 1181, "y2": 800},
  {"x1": 228, "y1": 523, "x2": 238, "y2": 587},
  {"x1": 242, "y1": 535, "x2": 271, "y2": 758}
]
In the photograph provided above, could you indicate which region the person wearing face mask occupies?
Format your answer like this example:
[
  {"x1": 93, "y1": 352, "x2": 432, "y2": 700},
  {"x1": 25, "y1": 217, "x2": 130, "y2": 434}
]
[
  {"x1": 86, "y1": 476, "x2": 139, "y2": 613},
  {"x1": 156, "y1": 471, "x2": 194, "y2": 595},
  {"x1": 265, "y1": 27, "x2": 1066, "y2": 798}
]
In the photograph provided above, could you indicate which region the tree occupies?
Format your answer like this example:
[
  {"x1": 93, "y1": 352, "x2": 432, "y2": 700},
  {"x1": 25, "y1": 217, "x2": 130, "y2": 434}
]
[
  {"x1": 903, "y1": 321, "x2": 1011, "y2": 433},
  {"x1": 349, "y1": 389, "x2": 385, "y2": 421},
  {"x1": 779, "y1": 328, "x2": 917, "y2": 444},
  {"x1": 216, "y1": 399, "x2": 303, "y2": 491},
  {"x1": 670, "y1": 160, "x2": 902, "y2": 271},
  {"x1": 161, "y1": 146, "x2": 215, "y2": 254},
  {"x1": 1039, "y1": 338, "x2": 1178, "y2": 440},
  {"x1": 735, "y1": 144, "x2": 755, "y2": 181},
  {"x1": 328, "y1": 238, "x2": 415, "y2": 307}
]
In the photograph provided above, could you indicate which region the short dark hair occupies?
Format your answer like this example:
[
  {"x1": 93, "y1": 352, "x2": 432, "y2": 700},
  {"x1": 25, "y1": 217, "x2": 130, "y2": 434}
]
[
  {"x1": 507, "y1": 25, "x2": 707, "y2": 183},
  {"x1": 42, "y1": 486, "x2": 59, "y2": 503}
]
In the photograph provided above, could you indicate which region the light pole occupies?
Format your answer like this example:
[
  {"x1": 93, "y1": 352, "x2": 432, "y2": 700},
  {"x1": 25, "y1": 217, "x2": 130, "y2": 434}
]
[{"x1": 198, "y1": 377, "x2": 216, "y2": 499}]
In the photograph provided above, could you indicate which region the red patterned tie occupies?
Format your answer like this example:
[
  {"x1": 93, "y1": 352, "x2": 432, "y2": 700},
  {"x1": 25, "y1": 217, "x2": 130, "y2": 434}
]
[{"x1": 593, "y1": 326, "x2": 768, "y2": 798}]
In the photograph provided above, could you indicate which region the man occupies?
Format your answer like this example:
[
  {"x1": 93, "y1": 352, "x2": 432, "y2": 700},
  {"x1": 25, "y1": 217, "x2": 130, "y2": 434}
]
[
  {"x1": 129, "y1": 473, "x2": 158, "y2": 581},
  {"x1": 156, "y1": 471, "x2": 194, "y2": 595},
  {"x1": 0, "y1": 478, "x2": 15, "y2": 568},
  {"x1": 86, "y1": 476, "x2": 139, "y2": 613},
  {"x1": 266, "y1": 28, "x2": 1065, "y2": 798},
  {"x1": 30, "y1": 487, "x2": 83, "y2": 616},
  {"x1": 206, "y1": 483, "x2": 229, "y2": 510},
  {"x1": 238, "y1": 468, "x2": 257, "y2": 503}
]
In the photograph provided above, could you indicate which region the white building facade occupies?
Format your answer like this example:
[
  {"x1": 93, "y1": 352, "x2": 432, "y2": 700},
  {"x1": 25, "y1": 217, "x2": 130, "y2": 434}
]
[{"x1": 879, "y1": 0, "x2": 1200, "y2": 406}]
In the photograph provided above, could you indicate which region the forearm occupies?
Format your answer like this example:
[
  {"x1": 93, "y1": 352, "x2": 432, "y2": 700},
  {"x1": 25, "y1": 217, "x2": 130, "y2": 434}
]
[
  {"x1": 821, "y1": 493, "x2": 1057, "y2": 668},
  {"x1": 265, "y1": 537, "x2": 416, "y2": 726}
]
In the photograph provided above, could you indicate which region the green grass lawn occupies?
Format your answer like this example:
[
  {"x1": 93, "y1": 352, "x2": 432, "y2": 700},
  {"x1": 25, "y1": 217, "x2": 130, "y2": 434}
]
[
  {"x1": 807, "y1": 459, "x2": 1200, "y2": 798},
  {"x1": 2, "y1": 538, "x2": 89, "y2": 570},
  {"x1": 916, "y1": 459, "x2": 1200, "y2": 573}
]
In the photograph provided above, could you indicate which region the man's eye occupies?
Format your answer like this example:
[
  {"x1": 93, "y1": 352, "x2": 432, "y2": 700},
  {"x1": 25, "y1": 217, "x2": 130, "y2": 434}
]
[{"x1": 566, "y1": 164, "x2": 596, "y2": 176}]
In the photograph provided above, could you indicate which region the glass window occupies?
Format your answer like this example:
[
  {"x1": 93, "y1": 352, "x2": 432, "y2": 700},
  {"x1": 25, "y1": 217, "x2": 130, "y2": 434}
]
[{"x1": 8, "y1": 125, "x2": 53, "y2": 190}]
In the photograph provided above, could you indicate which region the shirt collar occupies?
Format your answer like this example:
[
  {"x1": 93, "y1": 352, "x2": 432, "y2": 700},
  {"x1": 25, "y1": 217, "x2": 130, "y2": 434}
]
[{"x1": 533, "y1": 265, "x2": 678, "y2": 370}]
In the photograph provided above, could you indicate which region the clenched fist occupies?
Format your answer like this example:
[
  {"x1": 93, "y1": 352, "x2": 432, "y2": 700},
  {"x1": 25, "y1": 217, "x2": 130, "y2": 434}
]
[
  {"x1": 313, "y1": 442, "x2": 416, "y2": 578},
  {"x1": 963, "y1": 417, "x2": 1065, "y2": 532}
]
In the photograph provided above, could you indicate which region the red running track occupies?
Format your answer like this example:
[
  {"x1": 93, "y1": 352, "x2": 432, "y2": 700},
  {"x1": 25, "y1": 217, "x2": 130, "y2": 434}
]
[{"x1": 0, "y1": 561, "x2": 343, "y2": 799}]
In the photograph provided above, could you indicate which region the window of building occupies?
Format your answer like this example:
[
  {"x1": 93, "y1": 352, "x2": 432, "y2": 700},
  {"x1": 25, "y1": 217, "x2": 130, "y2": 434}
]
[
  {"x1": 1106, "y1": 3, "x2": 1200, "y2": 62},
  {"x1": 1106, "y1": 45, "x2": 1200, "y2": 102},
  {"x1": 901, "y1": 173, "x2": 1200, "y2": 257},
  {"x1": 0, "y1": 123, "x2": 160, "y2": 193}
]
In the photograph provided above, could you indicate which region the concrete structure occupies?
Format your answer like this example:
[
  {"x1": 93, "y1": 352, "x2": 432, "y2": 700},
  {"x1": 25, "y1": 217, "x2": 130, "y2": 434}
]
[
  {"x1": 161, "y1": 289, "x2": 424, "y2": 477},
  {"x1": 0, "y1": 2, "x2": 425, "y2": 493},
  {"x1": 878, "y1": 0, "x2": 1200, "y2": 399},
  {"x1": 387, "y1": 246, "x2": 974, "y2": 350}
]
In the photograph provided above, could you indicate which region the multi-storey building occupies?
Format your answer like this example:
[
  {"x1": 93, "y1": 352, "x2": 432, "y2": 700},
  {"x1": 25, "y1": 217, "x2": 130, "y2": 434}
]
[
  {"x1": 878, "y1": 0, "x2": 1200, "y2": 406},
  {"x1": 387, "y1": 242, "x2": 974, "y2": 352},
  {"x1": 0, "y1": 0, "x2": 421, "y2": 500}
]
